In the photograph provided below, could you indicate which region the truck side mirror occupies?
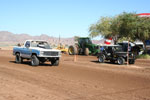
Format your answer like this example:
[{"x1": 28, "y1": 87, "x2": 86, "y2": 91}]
[{"x1": 17, "y1": 43, "x2": 21, "y2": 47}]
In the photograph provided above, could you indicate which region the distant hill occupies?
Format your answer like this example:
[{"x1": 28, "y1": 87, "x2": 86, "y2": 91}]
[{"x1": 0, "y1": 31, "x2": 104, "y2": 46}]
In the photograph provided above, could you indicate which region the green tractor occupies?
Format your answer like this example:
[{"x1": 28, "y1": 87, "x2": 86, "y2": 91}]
[{"x1": 68, "y1": 37, "x2": 100, "y2": 56}]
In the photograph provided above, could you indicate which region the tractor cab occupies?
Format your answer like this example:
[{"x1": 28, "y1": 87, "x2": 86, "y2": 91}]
[{"x1": 77, "y1": 37, "x2": 92, "y2": 49}]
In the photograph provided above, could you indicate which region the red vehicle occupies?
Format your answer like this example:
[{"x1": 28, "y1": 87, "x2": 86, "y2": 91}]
[{"x1": 137, "y1": 13, "x2": 150, "y2": 17}]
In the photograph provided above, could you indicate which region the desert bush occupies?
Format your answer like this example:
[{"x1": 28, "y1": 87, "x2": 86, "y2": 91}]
[{"x1": 137, "y1": 54, "x2": 150, "y2": 59}]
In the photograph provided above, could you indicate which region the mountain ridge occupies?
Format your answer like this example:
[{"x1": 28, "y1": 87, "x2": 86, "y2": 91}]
[{"x1": 0, "y1": 31, "x2": 104, "y2": 46}]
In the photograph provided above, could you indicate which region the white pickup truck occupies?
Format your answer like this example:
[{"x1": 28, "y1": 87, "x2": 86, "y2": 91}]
[{"x1": 13, "y1": 40, "x2": 61, "y2": 66}]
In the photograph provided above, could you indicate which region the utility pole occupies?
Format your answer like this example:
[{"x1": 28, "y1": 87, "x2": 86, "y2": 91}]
[
  {"x1": 59, "y1": 34, "x2": 60, "y2": 45},
  {"x1": 127, "y1": 38, "x2": 130, "y2": 66}
]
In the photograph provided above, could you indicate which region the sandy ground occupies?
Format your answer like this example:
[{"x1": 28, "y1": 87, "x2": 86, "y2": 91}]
[
  {"x1": 0, "y1": 50, "x2": 150, "y2": 100},
  {"x1": 0, "y1": 46, "x2": 13, "y2": 50}
]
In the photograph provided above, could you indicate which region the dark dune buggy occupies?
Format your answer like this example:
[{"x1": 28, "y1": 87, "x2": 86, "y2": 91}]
[{"x1": 97, "y1": 45, "x2": 136, "y2": 65}]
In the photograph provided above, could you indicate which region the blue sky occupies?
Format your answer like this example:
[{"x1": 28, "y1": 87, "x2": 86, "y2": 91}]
[{"x1": 0, "y1": 0, "x2": 150, "y2": 39}]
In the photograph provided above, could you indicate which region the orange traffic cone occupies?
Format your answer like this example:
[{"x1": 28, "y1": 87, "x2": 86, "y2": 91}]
[{"x1": 74, "y1": 55, "x2": 77, "y2": 62}]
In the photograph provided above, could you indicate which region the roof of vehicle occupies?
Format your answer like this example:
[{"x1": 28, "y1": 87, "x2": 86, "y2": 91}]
[
  {"x1": 25, "y1": 40, "x2": 48, "y2": 42},
  {"x1": 99, "y1": 44, "x2": 120, "y2": 47},
  {"x1": 78, "y1": 37, "x2": 90, "y2": 39}
]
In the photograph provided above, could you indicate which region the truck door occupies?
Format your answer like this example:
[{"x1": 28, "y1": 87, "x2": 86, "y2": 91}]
[{"x1": 22, "y1": 41, "x2": 32, "y2": 58}]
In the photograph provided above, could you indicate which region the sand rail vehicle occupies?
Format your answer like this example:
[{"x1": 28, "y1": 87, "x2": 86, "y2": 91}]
[
  {"x1": 97, "y1": 45, "x2": 136, "y2": 65},
  {"x1": 68, "y1": 37, "x2": 100, "y2": 56},
  {"x1": 13, "y1": 40, "x2": 61, "y2": 66}
]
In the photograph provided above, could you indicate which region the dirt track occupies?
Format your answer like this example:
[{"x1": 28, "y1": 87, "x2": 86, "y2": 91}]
[{"x1": 0, "y1": 50, "x2": 150, "y2": 100}]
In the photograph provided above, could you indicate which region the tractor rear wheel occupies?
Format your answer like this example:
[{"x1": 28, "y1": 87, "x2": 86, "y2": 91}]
[
  {"x1": 85, "y1": 48, "x2": 89, "y2": 56},
  {"x1": 68, "y1": 45, "x2": 78, "y2": 55}
]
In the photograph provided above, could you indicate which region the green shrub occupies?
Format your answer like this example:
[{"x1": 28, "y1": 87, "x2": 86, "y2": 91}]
[{"x1": 137, "y1": 54, "x2": 150, "y2": 59}]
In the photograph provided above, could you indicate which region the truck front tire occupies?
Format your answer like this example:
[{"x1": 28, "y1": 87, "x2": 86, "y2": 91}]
[{"x1": 31, "y1": 55, "x2": 39, "y2": 66}]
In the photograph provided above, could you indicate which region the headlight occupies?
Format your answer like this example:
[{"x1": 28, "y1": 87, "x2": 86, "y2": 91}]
[
  {"x1": 59, "y1": 51, "x2": 62, "y2": 55},
  {"x1": 40, "y1": 51, "x2": 44, "y2": 55}
]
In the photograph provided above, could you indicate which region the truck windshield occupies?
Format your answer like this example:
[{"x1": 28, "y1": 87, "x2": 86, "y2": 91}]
[{"x1": 31, "y1": 41, "x2": 51, "y2": 49}]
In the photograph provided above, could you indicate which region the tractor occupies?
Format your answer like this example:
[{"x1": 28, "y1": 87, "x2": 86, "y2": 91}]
[
  {"x1": 68, "y1": 37, "x2": 100, "y2": 56},
  {"x1": 56, "y1": 43, "x2": 68, "y2": 54}
]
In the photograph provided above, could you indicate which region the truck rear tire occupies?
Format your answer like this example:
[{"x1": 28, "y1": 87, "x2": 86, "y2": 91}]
[
  {"x1": 68, "y1": 45, "x2": 78, "y2": 55},
  {"x1": 85, "y1": 48, "x2": 89, "y2": 56},
  {"x1": 31, "y1": 55, "x2": 39, "y2": 66},
  {"x1": 51, "y1": 59, "x2": 59, "y2": 66},
  {"x1": 15, "y1": 53, "x2": 23, "y2": 63},
  {"x1": 117, "y1": 57, "x2": 125, "y2": 65}
]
